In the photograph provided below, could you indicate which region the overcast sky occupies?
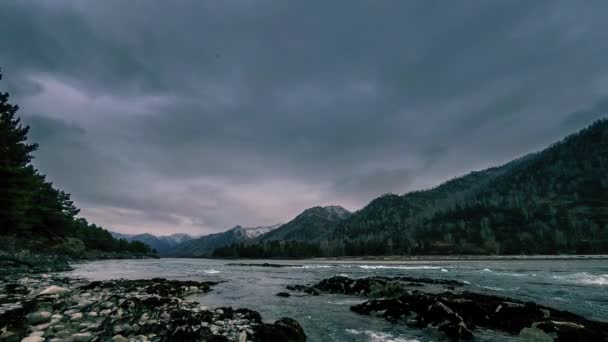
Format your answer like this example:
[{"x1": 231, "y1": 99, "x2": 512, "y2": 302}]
[{"x1": 1, "y1": 1, "x2": 607, "y2": 235}]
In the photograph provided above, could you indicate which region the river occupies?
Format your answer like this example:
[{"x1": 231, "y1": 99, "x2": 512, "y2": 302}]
[{"x1": 67, "y1": 258, "x2": 608, "y2": 341}]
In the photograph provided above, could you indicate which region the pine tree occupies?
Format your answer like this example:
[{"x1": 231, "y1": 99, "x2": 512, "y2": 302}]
[{"x1": 0, "y1": 70, "x2": 39, "y2": 235}]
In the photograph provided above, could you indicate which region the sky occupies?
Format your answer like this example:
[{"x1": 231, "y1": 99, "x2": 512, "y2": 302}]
[{"x1": 1, "y1": 1, "x2": 607, "y2": 236}]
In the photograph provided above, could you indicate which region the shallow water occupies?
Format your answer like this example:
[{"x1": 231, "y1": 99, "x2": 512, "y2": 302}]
[{"x1": 67, "y1": 258, "x2": 608, "y2": 341}]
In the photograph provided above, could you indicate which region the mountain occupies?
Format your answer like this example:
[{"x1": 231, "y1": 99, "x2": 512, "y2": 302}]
[
  {"x1": 213, "y1": 119, "x2": 608, "y2": 258},
  {"x1": 169, "y1": 224, "x2": 281, "y2": 257},
  {"x1": 259, "y1": 206, "x2": 351, "y2": 242},
  {"x1": 110, "y1": 232, "x2": 196, "y2": 254}
]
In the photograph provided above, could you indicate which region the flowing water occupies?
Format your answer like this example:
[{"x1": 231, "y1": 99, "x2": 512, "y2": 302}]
[{"x1": 67, "y1": 258, "x2": 608, "y2": 341}]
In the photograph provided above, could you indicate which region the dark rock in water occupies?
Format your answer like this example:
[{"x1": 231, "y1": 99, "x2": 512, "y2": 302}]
[
  {"x1": 226, "y1": 263, "x2": 299, "y2": 268},
  {"x1": 350, "y1": 290, "x2": 608, "y2": 342},
  {"x1": 256, "y1": 317, "x2": 306, "y2": 342},
  {"x1": 292, "y1": 276, "x2": 464, "y2": 298},
  {"x1": 393, "y1": 276, "x2": 465, "y2": 287},
  {"x1": 276, "y1": 292, "x2": 291, "y2": 297},
  {"x1": 285, "y1": 285, "x2": 319, "y2": 296},
  {"x1": 0, "y1": 275, "x2": 307, "y2": 342}
]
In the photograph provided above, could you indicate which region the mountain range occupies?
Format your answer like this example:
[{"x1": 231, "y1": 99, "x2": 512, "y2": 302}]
[{"x1": 115, "y1": 119, "x2": 608, "y2": 258}]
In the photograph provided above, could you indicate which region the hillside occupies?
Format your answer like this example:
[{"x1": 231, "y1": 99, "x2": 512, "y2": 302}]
[
  {"x1": 169, "y1": 224, "x2": 280, "y2": 257},
  {"x1": 213, "y1": 119, "x2": 608, "y2": 258}
]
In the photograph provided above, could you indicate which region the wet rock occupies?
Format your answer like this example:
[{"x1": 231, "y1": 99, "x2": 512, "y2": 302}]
[
  {"x1": 255, "y1": 317, "x2": 306, "y2": 342},
  {"x1": 285, "y1": 285, "x2": 319, "y2": 296},
  {"x1": 308, "y1": 276, "x2": 464, "y2": 297},
  {"x1": 350, "y1": 290, "x2": 608, "y2": 341},
  {"x1": 276, "y1": 292, "x2": 291, "y2": 297}
]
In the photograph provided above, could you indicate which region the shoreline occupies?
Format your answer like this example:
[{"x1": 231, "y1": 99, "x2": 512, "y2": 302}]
[{"x1": 309, "y1": 254, "x2": 608, "y2": 262}]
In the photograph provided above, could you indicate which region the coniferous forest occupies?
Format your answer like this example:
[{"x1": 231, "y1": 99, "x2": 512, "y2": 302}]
[
  {"x1": 214, "y1": 119, "x2": 608, "y2": 258},
  {"x1": 0, "y1": 70, "x2": 152, "y2": 257}
]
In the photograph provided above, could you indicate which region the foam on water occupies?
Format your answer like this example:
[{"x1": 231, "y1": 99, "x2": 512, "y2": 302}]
[
  {"x1": 552, "y1": 272, "x2": 608, "y2": 286},
  {"x1": 359, "y1": 265, "x2": 442, "y2": 270},
  {"x1": 203, "y1": 269, "x2": 221, "y2": 274},
  {"x1": 346, "y1": 329, "x2": 420, "y2": 342}
]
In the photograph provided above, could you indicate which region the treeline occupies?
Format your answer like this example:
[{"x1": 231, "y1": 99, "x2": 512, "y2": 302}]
[
  {"x1": 213, "y1": 119, "x2": 608, "y2": 258},
  {"x1": 212, "y1": 240, "x2": 322, "y2": 259},
  {"x1": 0, "y1": 70, "x2": 152, "y2": 256}
]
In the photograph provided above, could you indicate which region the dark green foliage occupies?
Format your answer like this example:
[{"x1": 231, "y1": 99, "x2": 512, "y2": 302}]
[
  {"x1": 215, "y1": 119, "x2": 608, "y2": 257},
  {"x1": 0, "y1": 69, "x2": 152, "y2": 256}
]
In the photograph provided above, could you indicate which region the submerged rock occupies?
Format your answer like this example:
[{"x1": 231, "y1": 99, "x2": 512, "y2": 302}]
[{"x1": 276, "y1": 292, "x2": 291, "y2": 297}]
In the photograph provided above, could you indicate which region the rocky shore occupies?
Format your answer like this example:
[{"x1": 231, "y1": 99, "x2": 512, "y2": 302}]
[
  {"x1": 1, "y1": 274, "x2": 306, "y2": 342},
  {"x1": 286, "y1": 276, "x2": 608, "y2": 341}
]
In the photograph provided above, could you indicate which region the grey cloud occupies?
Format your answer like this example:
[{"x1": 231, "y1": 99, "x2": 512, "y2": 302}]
[{"x1": 2, "y1": 0, "x2": 608, "y2": 234}]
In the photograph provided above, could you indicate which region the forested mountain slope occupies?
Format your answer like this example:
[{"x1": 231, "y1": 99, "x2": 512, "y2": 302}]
[
  {"x1": 258, "y1": 206, "x2": 351, "y2": 242},
  {"x1": 214, "y1": 119, "x2": 608, "y2": 258}
]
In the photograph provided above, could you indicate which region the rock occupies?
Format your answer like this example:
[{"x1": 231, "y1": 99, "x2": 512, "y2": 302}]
[
  {"x1": 37, "y1": 285, "x2": 70, "y2": 296},
  {"x1": 71, "y1": 332, "x2": 93, "y2": 342},
  {"x1": 20, "y1": 336, "x2": 44, "y2": 342},
  {"x1": 28, "y1": 331, "x2": 44, "y2": 337},
  {"x1": 54, "y1": 330, "x2": 72, "y2": 339},
  {"x1": 348, "y1": 288, "x2": 608, "y2": 341},
  {"x1": 26, "y1": 311, "x2": 51, "y2": 324},
  {"x1": 111, "y1": 335, "x2": 129, "y2": 342},
  {"x1": 257, "y1": 317, "x2": 306, "y2": 342},
  {"x1": 519, "y1": 327, "x2": 554, "y2": 342},
  {"x1": 276, "y1": 292, "x2": 291, "y2": 297},
  {"x1": 32, "y1": 323, "x2": 51, "y2": 331}
]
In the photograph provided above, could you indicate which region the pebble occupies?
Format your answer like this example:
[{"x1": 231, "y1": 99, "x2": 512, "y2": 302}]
[
  {"x1": 111, "y1": 335, "x2": 129, "y2": 342},
  {"x1": 37, "y1": 285, "x2": 70, "y2": 296},
  {"x1": 70, "y1": 312, "x2": 83, "y2": 321},
  {"x1": 71, "y1": 332, "x2": 93, "y2": 342}
]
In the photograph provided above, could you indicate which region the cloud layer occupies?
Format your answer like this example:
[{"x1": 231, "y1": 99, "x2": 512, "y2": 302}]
[{"x1": 1, "y1": 0, "x2": 607, "y2": 234}]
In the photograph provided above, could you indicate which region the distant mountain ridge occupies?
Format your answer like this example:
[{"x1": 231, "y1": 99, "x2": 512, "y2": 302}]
[
  {"x1": 110, "y1": 232, "x2": 197, "y2": 254},
  {"x1": 167, "y1": 224, "x2": 282, "y2": 257}
]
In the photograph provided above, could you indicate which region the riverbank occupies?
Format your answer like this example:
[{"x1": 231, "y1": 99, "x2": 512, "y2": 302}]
[
  {"x1": 0, "y1": 273, "x2": 305, "y2": 341},
  {"x1": 0, "y1": 251, "x2": 158, "y2": 277}
]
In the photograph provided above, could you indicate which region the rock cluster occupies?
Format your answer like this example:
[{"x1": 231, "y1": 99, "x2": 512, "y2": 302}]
[
  {"x1": 352, "y1": 290, "x2": 608, "y2": 341},
  {"x1": 0, "y1": 254, "x2": 73, "y2": 276},
  {"x1": 288, "y1": 276, "x2": 608, "y2": 341},
  {"x1": 1, "y1": 275, "x2": 306, "y2": 342},
  {"x1": 286, "y1": 276, "x2": 463, "y2": 298}
]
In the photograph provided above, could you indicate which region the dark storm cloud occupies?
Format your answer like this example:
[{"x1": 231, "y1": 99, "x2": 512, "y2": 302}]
[{"x1": 1, "y1": 0, "x2": 607, "y2": 234}]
